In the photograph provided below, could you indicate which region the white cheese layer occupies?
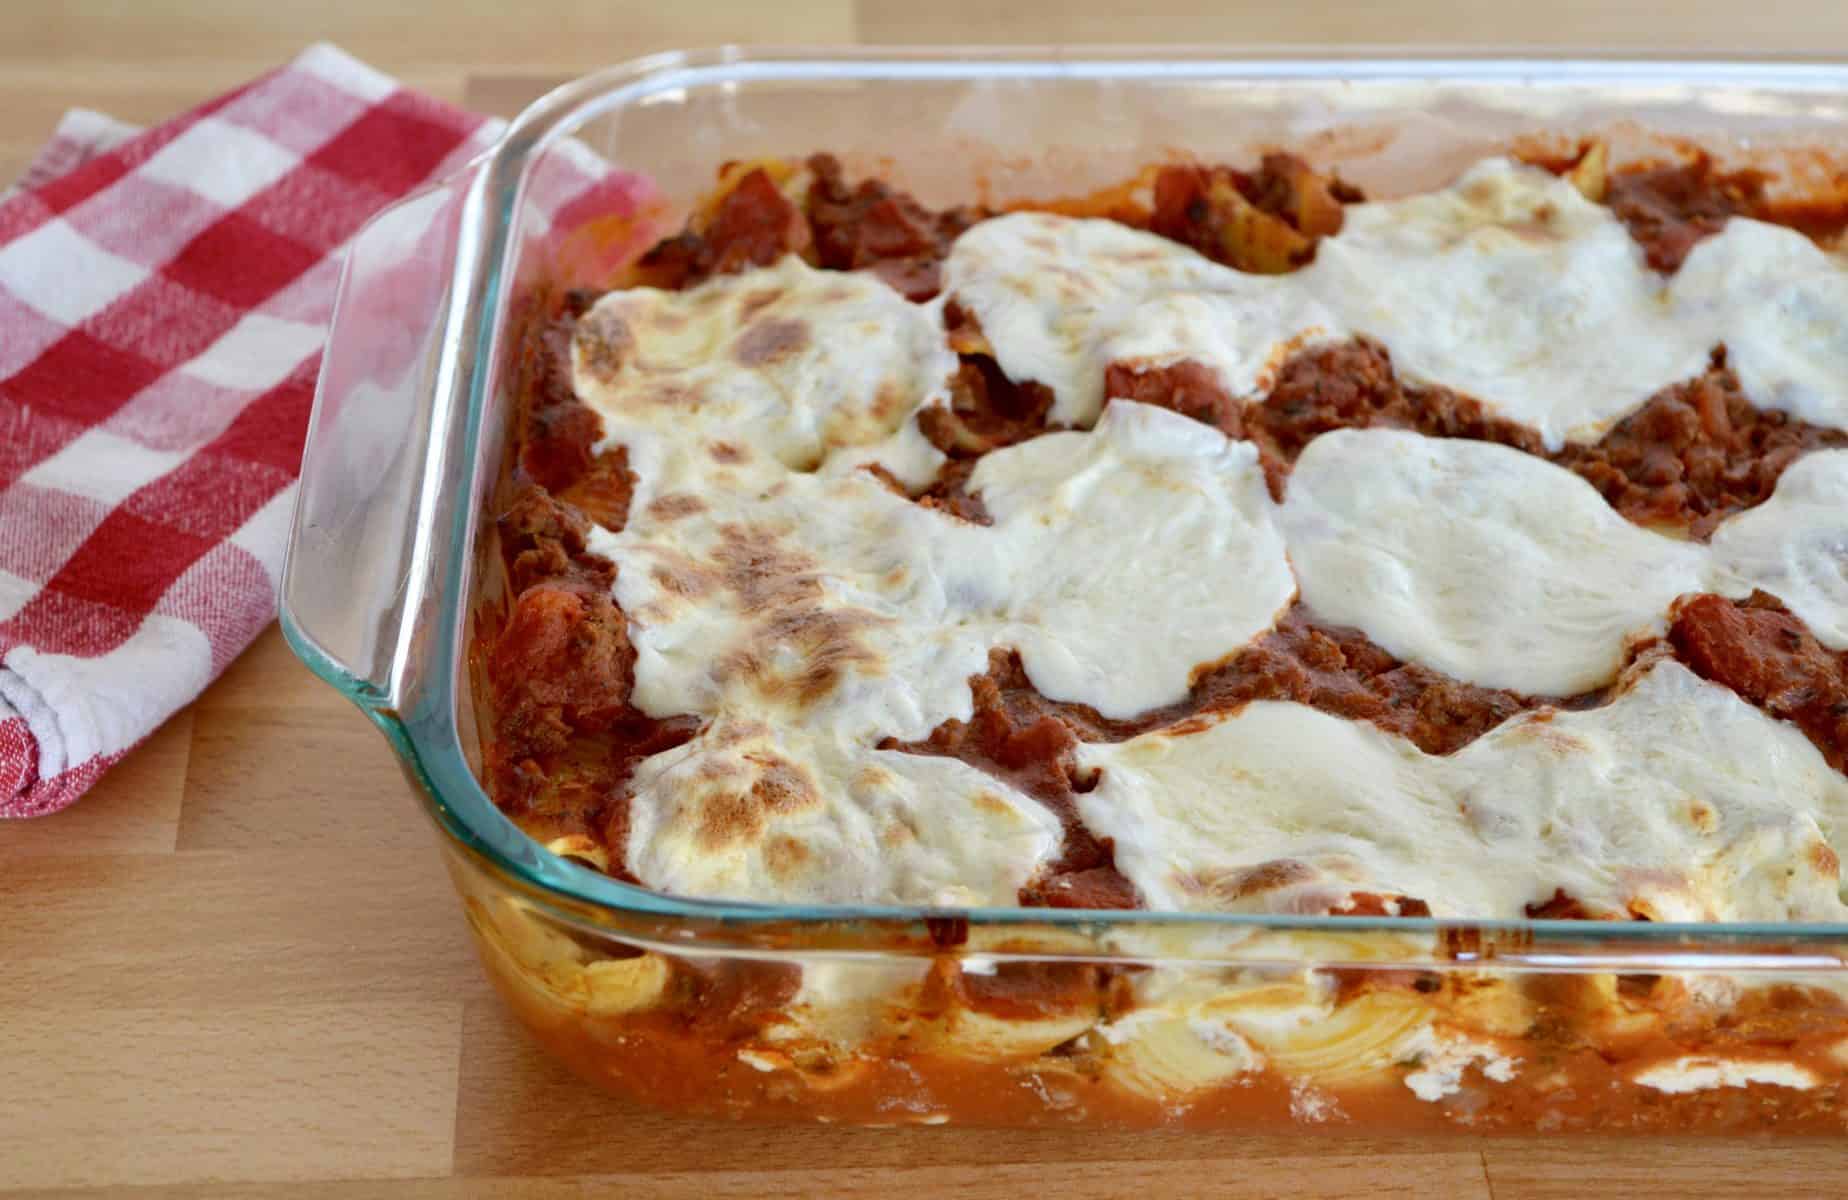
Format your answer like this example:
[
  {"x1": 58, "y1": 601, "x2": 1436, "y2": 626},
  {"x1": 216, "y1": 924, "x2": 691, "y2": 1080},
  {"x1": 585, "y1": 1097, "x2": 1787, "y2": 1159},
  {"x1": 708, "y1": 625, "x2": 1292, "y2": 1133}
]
[
  {"x1": 623, "y1": 719, "x2": 1062, "y2": 906},
  {"x1": 572, "y1": 255, "x2": 953, "y2": 488},
  {"x1": 589, "y1": 400, "x2": 1292, "y2": 745},
  {"x1": 1077, "y1": 660, "x2": 1848, "y2": 922},
  {"x1": 944, "y1": 158, "x2": 1848, "y2": 450},
  {"x1": 1315, "y1": 159, "x2": 1708, "y2": 447},
  {"x1": 963, "y1": 403, "x2": 1294, "y2": 717},
  {"x1": 1280, "y1": 429, "x2": 1848, "y2": 694},
  {"x1": 943, "y1": 212, "x2": 1340, "y2": 428},
  {"x1": 1632, "y1": 1056, "x2": 1821, "y2": 1095},
  {"x1": 1279, "y1": 428, "x2": 1710, "y2": 695},
  {"x1": 1709, "y1": 448, "x2": 1848, "y2": 652},
  {"x1": 1675, "y1": 220, "x2": 1848, "y2": 432},
  {"x1": 581, "y1": 397, "x2": 1289, "y2": 900}
]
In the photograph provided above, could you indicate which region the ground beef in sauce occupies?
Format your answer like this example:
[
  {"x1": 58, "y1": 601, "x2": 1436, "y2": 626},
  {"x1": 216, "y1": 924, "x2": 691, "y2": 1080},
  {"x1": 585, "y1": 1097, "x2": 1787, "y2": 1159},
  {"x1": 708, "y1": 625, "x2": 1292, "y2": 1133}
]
[
  {"x1": 1604, "y1": 156, "x2": 1765, "y2": 273},
  {"x1": 917, "y1": 348, "x2": 1057, "y2": 461},
  {"x1": 632, "y1": 167, "x2": 813, "y2": 290},
  {"x1": 488, "y1": 503, "x2": 628, "y2": 769},
  {"x1": 881, "y1": 652, "x2": 1138, "y2": 910},
  {"x1": 1108, "y1": 340, "x2": 1546, "y2": 501},
  {"x1": 804, "y1": 153, "x2": 987, "y2": 301},
  {"x1": 680, "y1": 959, "x2": 805, "y2": 1038},
  {"x1": 517, "y1": 298, "x2": 603, "y2": 496},
  {"x1": 1113, "y1": 339, "x2": 1848, "y2": 536},
  {"x1": 1535, "y1": 147, "x2": 1848, "y2": 272},
  {"x1": 630, "y1": 157, "x2": 987, "y2": 301},
  {"x1": 923, "y1": 957, "x2": 1118, "y2": 1020},
  {"x1": 913, "y1": 456, "x2": 990, "y2": 524},
  {"x1": 485, "y1": 300, "x2": 701, "y2": 868},
  {"x1": 904, "y1": 607, "x2": 1563, "y2": 762},
  {"x1": 487, "y1": 484, "x2": 704, "y2": 863},
  {"x1": 1104, "y1": 358, "x2": 1244, "y2": 439},
  {"x1": 633, "y1": 153, "x2": 1364, "y2": 304},
  {"x1": 1553, "y1": 360, "x2": 1848, "y2": 538},
  {"x1": 1670, "y1": 591, "x2": 1848, "y2": 773},
  {"x1": 883, "y1": 610, "x2": 1581, "y2": 910}
]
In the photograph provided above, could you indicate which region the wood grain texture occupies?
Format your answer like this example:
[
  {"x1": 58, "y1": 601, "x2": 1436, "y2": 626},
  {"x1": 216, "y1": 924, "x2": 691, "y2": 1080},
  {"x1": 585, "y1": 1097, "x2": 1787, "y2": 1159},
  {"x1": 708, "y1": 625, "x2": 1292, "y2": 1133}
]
[
  {"x1": 854, "y1": 0, "x2": 1848, "y2": 50},
  {"x1": 0, "y1": 1003, "x2": 462, "y2": 1190},
  {"x1": 3, "y1": 2, "x2": 1848, "y2": 1195}
]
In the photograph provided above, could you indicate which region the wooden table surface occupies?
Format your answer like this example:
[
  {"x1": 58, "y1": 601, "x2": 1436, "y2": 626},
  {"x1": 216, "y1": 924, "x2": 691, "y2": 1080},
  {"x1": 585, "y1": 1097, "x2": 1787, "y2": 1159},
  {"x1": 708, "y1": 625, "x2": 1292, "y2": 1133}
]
[{"x1": 9, "y1": 3, "x2": 1848, "y2": 1196}]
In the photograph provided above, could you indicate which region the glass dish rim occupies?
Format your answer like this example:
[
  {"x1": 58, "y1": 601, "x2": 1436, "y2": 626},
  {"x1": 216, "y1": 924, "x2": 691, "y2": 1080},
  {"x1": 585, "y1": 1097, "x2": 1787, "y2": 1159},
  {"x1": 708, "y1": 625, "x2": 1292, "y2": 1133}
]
[{"x1": 284, "y1": 44, "x2": 1848, "y2": 960}]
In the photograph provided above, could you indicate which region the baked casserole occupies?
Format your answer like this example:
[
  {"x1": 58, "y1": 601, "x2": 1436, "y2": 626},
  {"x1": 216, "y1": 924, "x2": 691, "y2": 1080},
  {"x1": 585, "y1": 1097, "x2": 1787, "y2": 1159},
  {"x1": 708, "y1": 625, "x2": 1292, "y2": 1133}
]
[{"x1": 454, "y1": 132, "x2": 1848, "y2": 1129}]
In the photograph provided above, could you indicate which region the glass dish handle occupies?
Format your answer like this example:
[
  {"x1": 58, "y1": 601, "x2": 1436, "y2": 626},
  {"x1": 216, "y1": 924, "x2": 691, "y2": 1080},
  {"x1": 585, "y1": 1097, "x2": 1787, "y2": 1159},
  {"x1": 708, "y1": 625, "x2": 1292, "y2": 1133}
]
[{"x1": 280, "y1": 168, "x2": 485, "y2": 710}]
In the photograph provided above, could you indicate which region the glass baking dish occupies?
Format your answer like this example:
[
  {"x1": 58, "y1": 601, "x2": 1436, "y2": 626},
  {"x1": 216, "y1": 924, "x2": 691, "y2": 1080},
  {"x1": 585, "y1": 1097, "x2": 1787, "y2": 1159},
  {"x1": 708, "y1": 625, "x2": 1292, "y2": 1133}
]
[{"x1": 281, "y1": 47, "x2": 1848, "y2": 1132}]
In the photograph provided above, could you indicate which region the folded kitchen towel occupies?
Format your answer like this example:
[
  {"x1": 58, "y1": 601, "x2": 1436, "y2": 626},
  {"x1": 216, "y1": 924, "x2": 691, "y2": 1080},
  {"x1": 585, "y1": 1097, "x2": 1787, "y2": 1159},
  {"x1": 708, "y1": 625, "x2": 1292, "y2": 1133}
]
[
  {"x1": 0, "y1": 44, "x2": 652, "y2": 819},
  {"x1": 7, "y1": 109, "x2": 143, "y2": 199}
]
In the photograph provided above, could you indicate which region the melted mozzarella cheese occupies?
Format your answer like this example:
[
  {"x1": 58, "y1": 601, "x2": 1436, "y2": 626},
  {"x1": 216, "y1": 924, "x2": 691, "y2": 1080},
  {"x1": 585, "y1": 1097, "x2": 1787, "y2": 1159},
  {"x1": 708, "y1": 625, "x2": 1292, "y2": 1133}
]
[
  {"x1": 1281, "y1": 429, "x2": 1848, "y2": 693},
  {"x1": 964, "y1": 402, "x2": 1294, "y2": 716},
  {"x1": 588, "y1": 448, "x2": 987, "y2": 742},
  {"x1": 943, "y1": 159, "x2": 1848, "y2": 451},
  {"x1": 1077, "y1": 661, "x2": 1848, "y2": 921},
  {"x1": 572, "y1": 254, "x2": 953, "y2": 486},
  {"x1": 592, "y1": 398, "x2": 1289, "y2": 902},
  {"x1": 1280, "y1": 428, "x2": 1710, "y2": 694},
  {"x1": 944, "y1": 212, "x2": 1340, "y2": 427},
  {"x1": 590, "y1": 400, "x2": 1292, "y2": 743},
  {"x1": 624, "y1": 720, "x2": 1061, "y2": 905},
  {"x1": 1710, "y1": 448, "x2": 1848, "y2": 651},
  {"x1": 1314, "y1": 159, "x2": 1709, "y2": 447},
  {"x1": 1675, "y1": 220, "x2": 1848, "y2": 432}
]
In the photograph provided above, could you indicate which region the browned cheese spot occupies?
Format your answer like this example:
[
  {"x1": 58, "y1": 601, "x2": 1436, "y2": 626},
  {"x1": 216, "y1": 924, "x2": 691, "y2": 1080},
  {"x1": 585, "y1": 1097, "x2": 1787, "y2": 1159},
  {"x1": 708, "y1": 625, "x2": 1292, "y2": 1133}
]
[
  {"x1": 704, "y1": 523, "x2": 888, "y2": 707},
  {"x1": 573, "y1": 307, "x2": 633, "y2": 384},
  {"x1": 738, "y1": 287, "x2": 786, "y2": 322},
  {"x1": 972, "y1": 791, "x2": 1013, "y2": 819},
  {"x1": 646, "y1": 382, "x2": 704, "y2": 408},
  {"x1": 870, "y1": 381, "x2": 907, "y2": 424},
  {"x1": 712, "y1": 522, "x2": 824, "y2": 612},
  {"x1": 711, "y1": 720, "x2": 772, "y2": 749},
  {"x1": 747, "y1": 752, "x2": 819, "y2": 814},
  {"x1": 1218, "y1": 858, "x2": 1316, "y2": 901},
  {"x1": 650, "y1": 557, "x2": 719, "y2": 599},
  {"x1": 646, "y1": 492, "x2": 708, "y2": 522},
  {"x1": 695, "y1": 789, "x2": 759, "y2": 850},
  {"x1": 733, "y1": 316, "x2": 812, "y2": 366},
  {"x1": 693, "y1": 750, "x2": 820, "y2": 851},
  {"x1": 716, "y1": 609, "x2": 888, "y2": 707},
  {"x1": 694, "y1": 753, "x2": 744, "y2": 782},
  {"x1": 764, "y1": 833, "x2": 812, "y2": 880}
]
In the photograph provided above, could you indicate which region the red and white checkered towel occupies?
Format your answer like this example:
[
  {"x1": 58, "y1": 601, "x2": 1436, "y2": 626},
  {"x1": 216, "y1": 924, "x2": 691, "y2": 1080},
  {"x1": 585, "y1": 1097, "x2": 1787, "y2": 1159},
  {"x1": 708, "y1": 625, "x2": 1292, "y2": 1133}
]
[{"x1": 0, "y1": 44, "x2": 654, "y2": 818}]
